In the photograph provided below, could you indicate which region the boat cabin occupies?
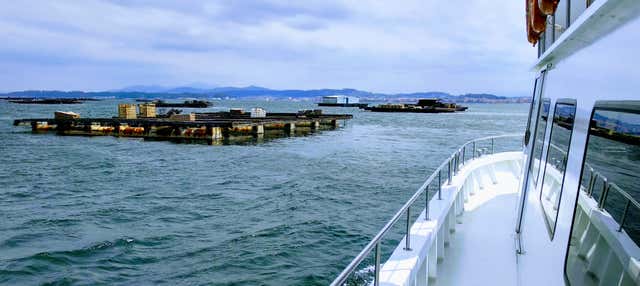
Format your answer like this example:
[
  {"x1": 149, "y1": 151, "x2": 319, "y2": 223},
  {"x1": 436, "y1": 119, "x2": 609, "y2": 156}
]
[{"x1": 332, "y1": 1, "x2": 640, "y2": 285}]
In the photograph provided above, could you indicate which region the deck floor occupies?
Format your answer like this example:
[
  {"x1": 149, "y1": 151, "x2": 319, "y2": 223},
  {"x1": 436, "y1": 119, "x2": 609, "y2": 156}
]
[{"x1": 433, "y1": 170, "x2": 520, "y2": 286}]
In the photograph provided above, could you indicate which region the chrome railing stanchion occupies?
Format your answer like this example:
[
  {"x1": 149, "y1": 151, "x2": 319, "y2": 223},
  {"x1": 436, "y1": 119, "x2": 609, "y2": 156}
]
[
  {"x1": 447, "y1": 159, "x2": 452, "y2": 185},
  {"x1": 472, "y1": 141, "x2": 476, "y2": 159},
  {"x1": 598, "y1": 178, "x2": 609, "y2": 209},
  {"x1": 425, "y1": 185, "x2": 430, "y2": 220},
  {"x1": 491, "y1": 138, "x2": 494, "y2": 154},
  {"x1": 404, "y1": 207, "x2": 412, "y2": 251},
  {"x1": 438, "y1": 169, "x2": 442, "y2": 200},
  {"x1": 462, "y1": 146, "x2": 465, "y2": 164},
  {"x1": 374, "y1": 242, "x2": 380, "y2": 286},
  {"x1": 587, "y1": 168, "x2": 595, "y2": 197},
  {"x1": 618, "y1": 200, "x2": 631, "y2": 232}
]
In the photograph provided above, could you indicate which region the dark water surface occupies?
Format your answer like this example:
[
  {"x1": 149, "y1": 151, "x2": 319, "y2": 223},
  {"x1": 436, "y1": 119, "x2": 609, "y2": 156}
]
[{"x1": 0, "y1": 100, "x2": 527, "y2": 285}]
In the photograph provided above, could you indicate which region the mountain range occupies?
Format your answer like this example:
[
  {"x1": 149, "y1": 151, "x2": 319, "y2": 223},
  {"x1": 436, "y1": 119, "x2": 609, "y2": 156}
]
[{"x1": 1, "y1": 85, "x2": 530, "y2": 103}]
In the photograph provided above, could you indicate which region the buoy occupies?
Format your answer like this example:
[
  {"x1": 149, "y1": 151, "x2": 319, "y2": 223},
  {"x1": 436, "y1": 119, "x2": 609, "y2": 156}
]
[
  {"x1": 539, "y1": 0, "x2": 560, "y2": 15},
  {"x1": 526, "y1": 0, "x2": 541, "y2": 45},
  {"x1": 531, "y1": 0, "x2": 547, "y2": 33}
]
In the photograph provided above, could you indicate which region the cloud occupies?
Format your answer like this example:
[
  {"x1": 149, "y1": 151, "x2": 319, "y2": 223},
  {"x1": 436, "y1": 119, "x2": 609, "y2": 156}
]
[{"x1": 0, "y1": 0, "x2": 535, "y2": 95}]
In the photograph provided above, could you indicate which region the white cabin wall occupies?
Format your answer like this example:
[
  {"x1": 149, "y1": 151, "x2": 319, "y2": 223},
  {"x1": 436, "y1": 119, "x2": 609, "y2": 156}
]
[{"x1": 517, "y1": 7, "x2": 640, "y2": 286}]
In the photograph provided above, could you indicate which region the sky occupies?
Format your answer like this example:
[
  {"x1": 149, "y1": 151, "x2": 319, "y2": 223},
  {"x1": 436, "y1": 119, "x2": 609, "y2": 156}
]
[{"x1": 0, "y1": 0, "x2": 535, "y2": 96}]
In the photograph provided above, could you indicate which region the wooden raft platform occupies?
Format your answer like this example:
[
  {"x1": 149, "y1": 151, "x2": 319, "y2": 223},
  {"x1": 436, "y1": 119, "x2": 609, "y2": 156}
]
[{"x1": 13, "y1": 112, "x2": 353, "y2": 144}]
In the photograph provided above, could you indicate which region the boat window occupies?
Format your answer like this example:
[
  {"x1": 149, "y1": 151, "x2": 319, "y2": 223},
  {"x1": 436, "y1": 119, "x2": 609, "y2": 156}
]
[
  {"x1": 532, "y1": 98, "x2": 551, "y2": 186},
  {"x1": 565, "y1": 101, "x2": 640, "y2": 285},
  {"x1": 540, "y1": 100, "x2": 576, "y2": 238},
  {"x1": 554, "y1": 0, "x2": 569, "y2": 40}
]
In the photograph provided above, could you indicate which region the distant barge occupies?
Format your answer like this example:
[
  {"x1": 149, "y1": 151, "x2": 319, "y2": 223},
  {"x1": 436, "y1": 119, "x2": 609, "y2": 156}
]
[
  {"x1": 363, "y1": 99, "x2": 468, "y2": 113},
  {"x1": 135, "y1": 99, "x2": 212, "y2": 108},
  {"x1": 317, "y1": 95, "x2": 368, "y2": 108},
  {"x1": 14, "y1": 108, "x2": 352, "y2": 145}
]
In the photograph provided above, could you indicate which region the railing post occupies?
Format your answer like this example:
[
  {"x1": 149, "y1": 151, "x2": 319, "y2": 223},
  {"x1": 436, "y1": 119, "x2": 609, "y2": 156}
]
[
  {"x1": 438, "y1": 169, "x2": 442, "y2": 200},
  {"x1": 587, "y1": 169, "x2": 595, "y2": 197},
  {"x1": 374, "y1": 242, "x2": 380, "y2": 286},
  {"x1": 598, "y1": 178, "x2": 609, "y2": 210},
  {"x1": 462, "y1": 146, "x2": 465, "y2": 165},
  {"x1": 472, "y1": 141, "x2": 476, "y2": 159},
  {"x1": 491, "y1": 138, "x2": 494, "y2": 154},
  {"x1": 425, "y1": 185, "x2": 430, "y2": 220},
  {"x1": 453, "y1": 153, "x2": 457, "y2": 174},
  {"x1": 618, "y1": 200, "x2": 631, "y2": 232},
  {"x1": 448, "y1": 159, "x2": 452, "y2": 185},
  {"x1": 404, "y1": 207, "x2": 412, "y2": 251}
]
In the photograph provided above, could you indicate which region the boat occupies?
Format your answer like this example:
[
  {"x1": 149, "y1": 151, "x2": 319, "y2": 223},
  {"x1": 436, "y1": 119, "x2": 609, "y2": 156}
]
[
  {"x1": 362, "y1": 98, "x2": 468, "y2": 113},
  {"x1": 318, "y1": 95, "x2": 368, "y2": 107},
  {"x1": 54, "y1": 111, "x2": 80, "y2": 120},
  {"x1": 153, "y1": 100, "x2": 212, "y2": 108},
  {"x1": 332, "y1": 1, "x2": 640, "y2": 285}
]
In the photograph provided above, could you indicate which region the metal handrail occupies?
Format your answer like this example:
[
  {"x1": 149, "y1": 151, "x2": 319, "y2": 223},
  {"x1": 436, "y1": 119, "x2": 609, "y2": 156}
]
[
  {"x1": 331, "y1": 134, "x2": 522, "y2": 286},
  {"x1": 583, "y1": 164, "x2": 640, "y2": 234}
]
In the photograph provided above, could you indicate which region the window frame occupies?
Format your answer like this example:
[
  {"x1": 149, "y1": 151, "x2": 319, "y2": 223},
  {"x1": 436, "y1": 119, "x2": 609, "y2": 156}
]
[{"x1": 539, "y1": 98, "x2": 577, "y2": 240}]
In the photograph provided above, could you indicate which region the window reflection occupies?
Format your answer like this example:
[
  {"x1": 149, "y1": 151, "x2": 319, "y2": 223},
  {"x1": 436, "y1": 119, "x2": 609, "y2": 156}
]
[
  {"x1": 532, "y1": 98, "x2": 551, "y2": 186},
  {"x1": 565, "y1": 101, "x2": 640, "y2": 285},
  {"x1": 540, "y1": 101, "x2": 576, "y2": 237},
  {"x1": 525, "y1": 77, "x2": 542, "y2": 146}
]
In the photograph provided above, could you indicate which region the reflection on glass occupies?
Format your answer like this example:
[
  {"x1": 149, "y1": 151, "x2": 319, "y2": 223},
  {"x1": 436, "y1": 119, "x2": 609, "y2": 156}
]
[
  {"x1": 565, "y1": 101, "x2": 640, "y2": 285},
  {"x1": 525, "y1": 78, "x2": 541, "y2": 146},
  {"x1": 532, "y1": 98, "x2": 551, "y2": 186},
  {"x1": 540, "y1": 101, "x2": 576, "y2": 237},
  {"x1": 554, "y1": 0, "x2": 568, "y2": 39}
]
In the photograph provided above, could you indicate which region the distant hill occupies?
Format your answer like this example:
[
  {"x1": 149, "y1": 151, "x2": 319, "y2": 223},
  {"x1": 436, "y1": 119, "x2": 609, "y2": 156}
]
[{"x1": 1, "y1": 86, "x2": 530, "y2": 103}]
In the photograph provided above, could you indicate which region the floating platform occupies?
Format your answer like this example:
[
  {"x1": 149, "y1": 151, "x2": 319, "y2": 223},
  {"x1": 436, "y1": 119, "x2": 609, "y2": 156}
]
[
  {"x1": 13, "y1": 111, "x2": 352, "y2": 145},
  {"x1": 362, "y1": 106, "x2": 467, "y2": 113},
  {"x1": 2, "y1": 98, "x2": 98, "y2": 104},
  {"x1": 362, "y1": 99, "x2": 468, "y2": 113}
]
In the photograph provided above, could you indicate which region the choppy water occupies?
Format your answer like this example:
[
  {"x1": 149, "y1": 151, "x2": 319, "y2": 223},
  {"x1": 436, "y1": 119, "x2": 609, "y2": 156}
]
[{"x1": 0, "y1": 99, "x2": 528, "y2": 285}]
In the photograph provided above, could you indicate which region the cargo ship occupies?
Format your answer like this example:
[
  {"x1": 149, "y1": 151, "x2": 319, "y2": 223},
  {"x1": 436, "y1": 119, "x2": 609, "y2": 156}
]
[{"x1": 362, "y1": 98, "x2": 468, "y2": 113}]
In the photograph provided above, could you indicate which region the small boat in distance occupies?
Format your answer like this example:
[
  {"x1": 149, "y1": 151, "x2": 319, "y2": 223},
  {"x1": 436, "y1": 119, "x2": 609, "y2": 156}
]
[
  {"x1": 362, "y1": 98, "x2": 468, "y2": 113},
  {"x1": 134, "y1": 99, "x2": 212, "y2": 108},
  {"x1": 317, "y1": 95, "x2": 368, "y2": 108}
]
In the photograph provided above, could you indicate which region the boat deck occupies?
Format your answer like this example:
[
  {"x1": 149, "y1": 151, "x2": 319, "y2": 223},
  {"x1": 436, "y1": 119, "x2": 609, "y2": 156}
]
[
  {"x1": 433, "y1": 168, "x2": 519, "y2": 286},
  {"x1": 376, "y1": 151, "x2": 523, "y2": 286}
]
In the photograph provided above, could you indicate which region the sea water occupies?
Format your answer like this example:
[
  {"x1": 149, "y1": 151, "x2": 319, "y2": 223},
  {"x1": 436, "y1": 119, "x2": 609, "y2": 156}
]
[{"x1": 0, "y1": 99, "x2": 528, "y2": 285}]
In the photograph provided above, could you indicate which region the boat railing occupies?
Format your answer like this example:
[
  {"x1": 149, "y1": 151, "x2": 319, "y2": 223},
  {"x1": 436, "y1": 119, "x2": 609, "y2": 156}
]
[
  {"x1": 583, "y1": 163, "x2": 640, "y2": 243},
  {"x1": 330, "y1": 133, "x2": 523, "y2": 286}
]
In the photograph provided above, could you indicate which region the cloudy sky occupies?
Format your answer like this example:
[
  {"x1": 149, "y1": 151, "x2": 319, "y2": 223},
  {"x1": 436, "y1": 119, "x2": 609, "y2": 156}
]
[{"x1": 0, "y1": 1, "x2": 535, "y2": 96}]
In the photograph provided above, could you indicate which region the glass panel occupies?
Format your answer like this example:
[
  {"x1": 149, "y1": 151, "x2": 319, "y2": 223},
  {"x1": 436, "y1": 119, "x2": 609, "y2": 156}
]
[
  {"x1": 566, "y1": 101, "x2": 640, "y2": 285},
  {"x1": 582, "y1": 103, "x2": 640, "y2": 241},
  {"x1": 570, "y1": 0, "x2": 587, "y2": 24},
  {"x1": 532, "y1": 98, "x2": 551, "y2": 186},
  {"x1": 539, "y1": 31, "x2": 546, "y2": 55},
  {"x1": 540, "y1": 101, "x2": 576, "y2": 237},
  {"x1": 555, "y1": 0, "x2": 569, "y2": 39},
  {"x1": 545, "y1": 16, "x2": 555, "y2": 47},
  {"x1": 524, "y1": 77, "x2": 542, "y2": 146}
]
